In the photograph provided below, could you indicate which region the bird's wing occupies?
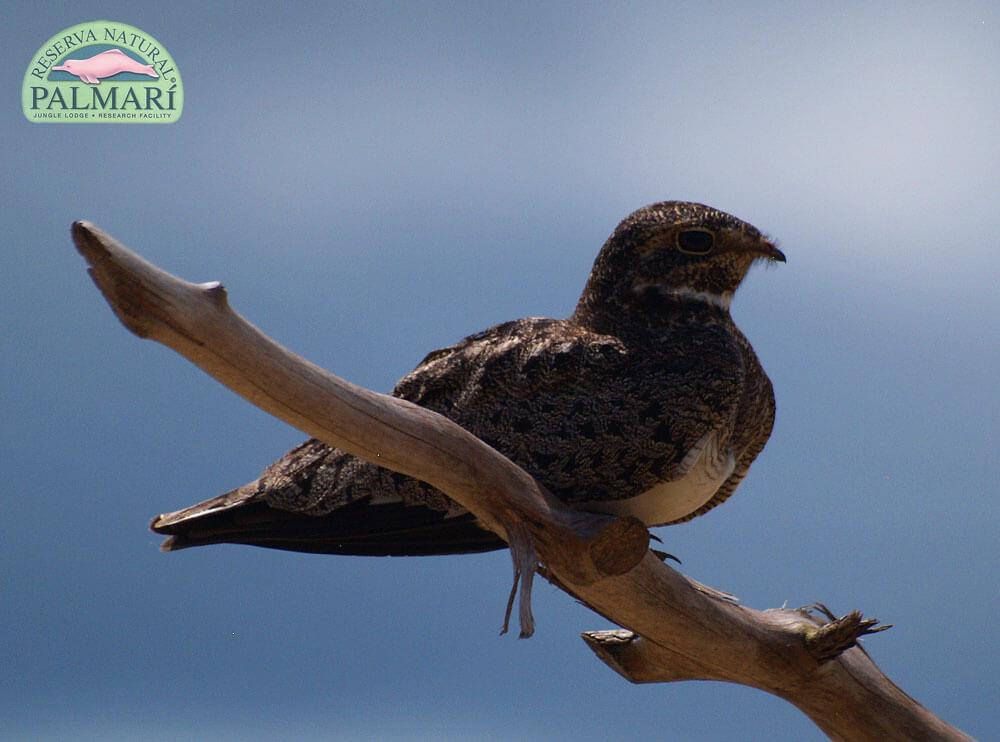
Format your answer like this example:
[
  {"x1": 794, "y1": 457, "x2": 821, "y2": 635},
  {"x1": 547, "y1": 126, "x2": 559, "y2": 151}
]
[
  {"x1": 407, "y1": 317, "x2": 747, "y2": 508},
  {"x1": 151, "y1": 318, "x2": 569, "y2": 554},
  {"x1": 150, "y1": 428, "x2": 507, "y2": 555},
  {"x1": 151, "y1": 316, "x2": 745, "y2": 553}
]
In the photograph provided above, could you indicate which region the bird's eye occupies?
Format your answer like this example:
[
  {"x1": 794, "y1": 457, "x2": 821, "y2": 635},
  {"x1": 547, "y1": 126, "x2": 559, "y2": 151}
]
[{"x1": 676, "y1": 229, "x2": 715, "y2": 255}]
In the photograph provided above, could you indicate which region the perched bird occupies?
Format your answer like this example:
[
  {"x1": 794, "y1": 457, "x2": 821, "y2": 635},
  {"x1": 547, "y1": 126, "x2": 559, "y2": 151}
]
[{"x1": 152, "y1": 201, "x2": 784, "y2": 556}]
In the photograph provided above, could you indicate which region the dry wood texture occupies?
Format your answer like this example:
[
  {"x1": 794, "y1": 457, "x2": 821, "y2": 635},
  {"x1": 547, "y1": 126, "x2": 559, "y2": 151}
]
[{"x1": 72, "y1": 221, "x2": 971, "y2": 741}]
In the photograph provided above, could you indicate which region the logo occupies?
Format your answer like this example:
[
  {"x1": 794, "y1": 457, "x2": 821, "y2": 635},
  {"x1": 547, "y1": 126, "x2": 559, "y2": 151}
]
[{"x1": 23, "y1": 20, "x2": 183, "y2": 123}]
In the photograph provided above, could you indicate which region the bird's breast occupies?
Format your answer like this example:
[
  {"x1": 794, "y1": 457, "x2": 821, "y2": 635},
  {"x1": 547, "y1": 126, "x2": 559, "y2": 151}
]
[{"x1": 578, "y1": 431, "x2": 735, "y2": 526}]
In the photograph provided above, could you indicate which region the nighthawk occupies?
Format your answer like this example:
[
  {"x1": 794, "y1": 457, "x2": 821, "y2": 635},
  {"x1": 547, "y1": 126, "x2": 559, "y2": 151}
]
[{"x1": 153, "y1": 201, "x2": 784, "y2": 555}]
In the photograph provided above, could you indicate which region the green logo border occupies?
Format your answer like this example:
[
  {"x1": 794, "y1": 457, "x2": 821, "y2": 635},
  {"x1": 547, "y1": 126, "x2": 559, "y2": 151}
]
[{"x1": 23, "y1": 20, "x2": 183, "y2": 124}]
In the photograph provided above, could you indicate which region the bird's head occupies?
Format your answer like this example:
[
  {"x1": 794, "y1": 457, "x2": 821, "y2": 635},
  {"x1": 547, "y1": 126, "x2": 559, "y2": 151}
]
[{"x1": 574, "y1": 201, "x2": 784, "y2": 328}]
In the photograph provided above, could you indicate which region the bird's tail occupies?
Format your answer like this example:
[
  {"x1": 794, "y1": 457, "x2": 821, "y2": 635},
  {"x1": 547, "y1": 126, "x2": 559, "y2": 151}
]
[{"x1": 151, "y1": 487, "x2": 506, "y2": 557}]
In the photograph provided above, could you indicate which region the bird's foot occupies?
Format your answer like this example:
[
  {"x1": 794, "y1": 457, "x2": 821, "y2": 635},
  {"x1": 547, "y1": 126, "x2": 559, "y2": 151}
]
[
  {"x1": 651, "y1": 548, "x2": 682, "y2": 564},
  {"x1": 648, "y1": 532, "x2": 681, "y2": 564}
]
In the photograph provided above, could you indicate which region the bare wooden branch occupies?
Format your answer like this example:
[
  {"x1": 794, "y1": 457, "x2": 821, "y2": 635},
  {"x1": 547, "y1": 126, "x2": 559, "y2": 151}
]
[
  {"x1": 582, "y1": 606, "x2": 961, "y2": 741},
  {"x1": 72, "y1": 221, "x2": 972, "y2": 740}
]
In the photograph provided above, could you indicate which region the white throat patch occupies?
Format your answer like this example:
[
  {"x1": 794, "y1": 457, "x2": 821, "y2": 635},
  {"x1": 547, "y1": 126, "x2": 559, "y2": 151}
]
[
  {"x1": 668, "y1": 288, "x2": 732, "y2": 310},
  {"x1": 632, "y1": 282, "x2": 733, "y2": 310}
]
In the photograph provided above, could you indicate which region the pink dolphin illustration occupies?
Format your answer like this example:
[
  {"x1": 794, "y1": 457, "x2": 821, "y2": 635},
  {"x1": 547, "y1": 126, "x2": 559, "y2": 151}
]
[{"x1": 51, "y1": 49, "x2": 158, "y2": 85}]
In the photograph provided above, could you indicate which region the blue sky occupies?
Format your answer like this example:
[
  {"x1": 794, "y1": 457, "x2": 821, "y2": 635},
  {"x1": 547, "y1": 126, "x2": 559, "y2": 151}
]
[{"x1": 3, "y1": 2, "x2": 998, "y2": 739}]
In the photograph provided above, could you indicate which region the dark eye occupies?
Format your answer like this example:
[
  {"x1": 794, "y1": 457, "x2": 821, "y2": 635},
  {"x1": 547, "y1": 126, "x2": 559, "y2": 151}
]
[{"x1": 676, "y1": 229, "x2": 715, "y2": 255}]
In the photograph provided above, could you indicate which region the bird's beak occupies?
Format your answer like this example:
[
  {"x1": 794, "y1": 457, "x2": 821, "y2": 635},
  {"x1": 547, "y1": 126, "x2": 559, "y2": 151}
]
[{"x1": 757, "y1": 241, "x2": 786, "y2": 263}]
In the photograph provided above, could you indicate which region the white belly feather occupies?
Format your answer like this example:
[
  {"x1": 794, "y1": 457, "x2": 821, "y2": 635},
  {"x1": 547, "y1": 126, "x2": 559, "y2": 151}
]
[{"x1": 579, "y1": 430, "x2": 736, "y2": 526}]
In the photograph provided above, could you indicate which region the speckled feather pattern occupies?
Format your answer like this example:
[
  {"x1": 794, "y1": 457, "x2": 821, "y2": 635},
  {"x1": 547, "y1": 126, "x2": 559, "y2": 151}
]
[{"x1": 240, "y1": 200, "x2": 779, "y2": 528}]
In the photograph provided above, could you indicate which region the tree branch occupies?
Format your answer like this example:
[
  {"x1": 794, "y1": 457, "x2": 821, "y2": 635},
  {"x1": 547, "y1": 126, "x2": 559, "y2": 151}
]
[{"x1": 71, "y1": 221, "x2": 971, "y2": 740}]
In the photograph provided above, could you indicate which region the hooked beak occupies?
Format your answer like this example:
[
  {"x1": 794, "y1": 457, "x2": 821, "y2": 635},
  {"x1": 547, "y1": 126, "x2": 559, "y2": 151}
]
[{"x1": 757, "y1": 240, "x2": 786, "y2": 263}]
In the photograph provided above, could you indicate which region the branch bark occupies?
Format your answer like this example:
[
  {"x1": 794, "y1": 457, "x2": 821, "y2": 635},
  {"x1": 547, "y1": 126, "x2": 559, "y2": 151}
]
[{"x1": 72, "y1": 221, "x2": 971, "y2": 741}]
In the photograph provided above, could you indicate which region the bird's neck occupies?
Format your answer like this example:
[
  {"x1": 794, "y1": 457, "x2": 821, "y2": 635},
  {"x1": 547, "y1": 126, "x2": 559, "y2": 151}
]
[{"x1": 573, "y1": 284, "x2": 734, "y2": 336}]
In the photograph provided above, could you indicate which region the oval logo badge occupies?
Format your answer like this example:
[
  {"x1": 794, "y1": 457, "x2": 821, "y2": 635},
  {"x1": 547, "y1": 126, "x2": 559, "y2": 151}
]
[{"x1": 23, "y1": 20, "x2": 183, "y2": 123}]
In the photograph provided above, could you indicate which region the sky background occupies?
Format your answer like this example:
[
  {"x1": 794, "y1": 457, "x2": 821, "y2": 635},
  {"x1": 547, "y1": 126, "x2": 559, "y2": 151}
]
[{"x1": 3, "y1": 2, "x2": 999, "y2": 740}]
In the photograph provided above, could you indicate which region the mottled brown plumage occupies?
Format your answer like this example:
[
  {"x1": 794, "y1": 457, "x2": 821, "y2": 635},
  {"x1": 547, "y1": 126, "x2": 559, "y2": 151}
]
[{"x1": 153, "y1": 201, "x2": 783, "y2": 556}]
